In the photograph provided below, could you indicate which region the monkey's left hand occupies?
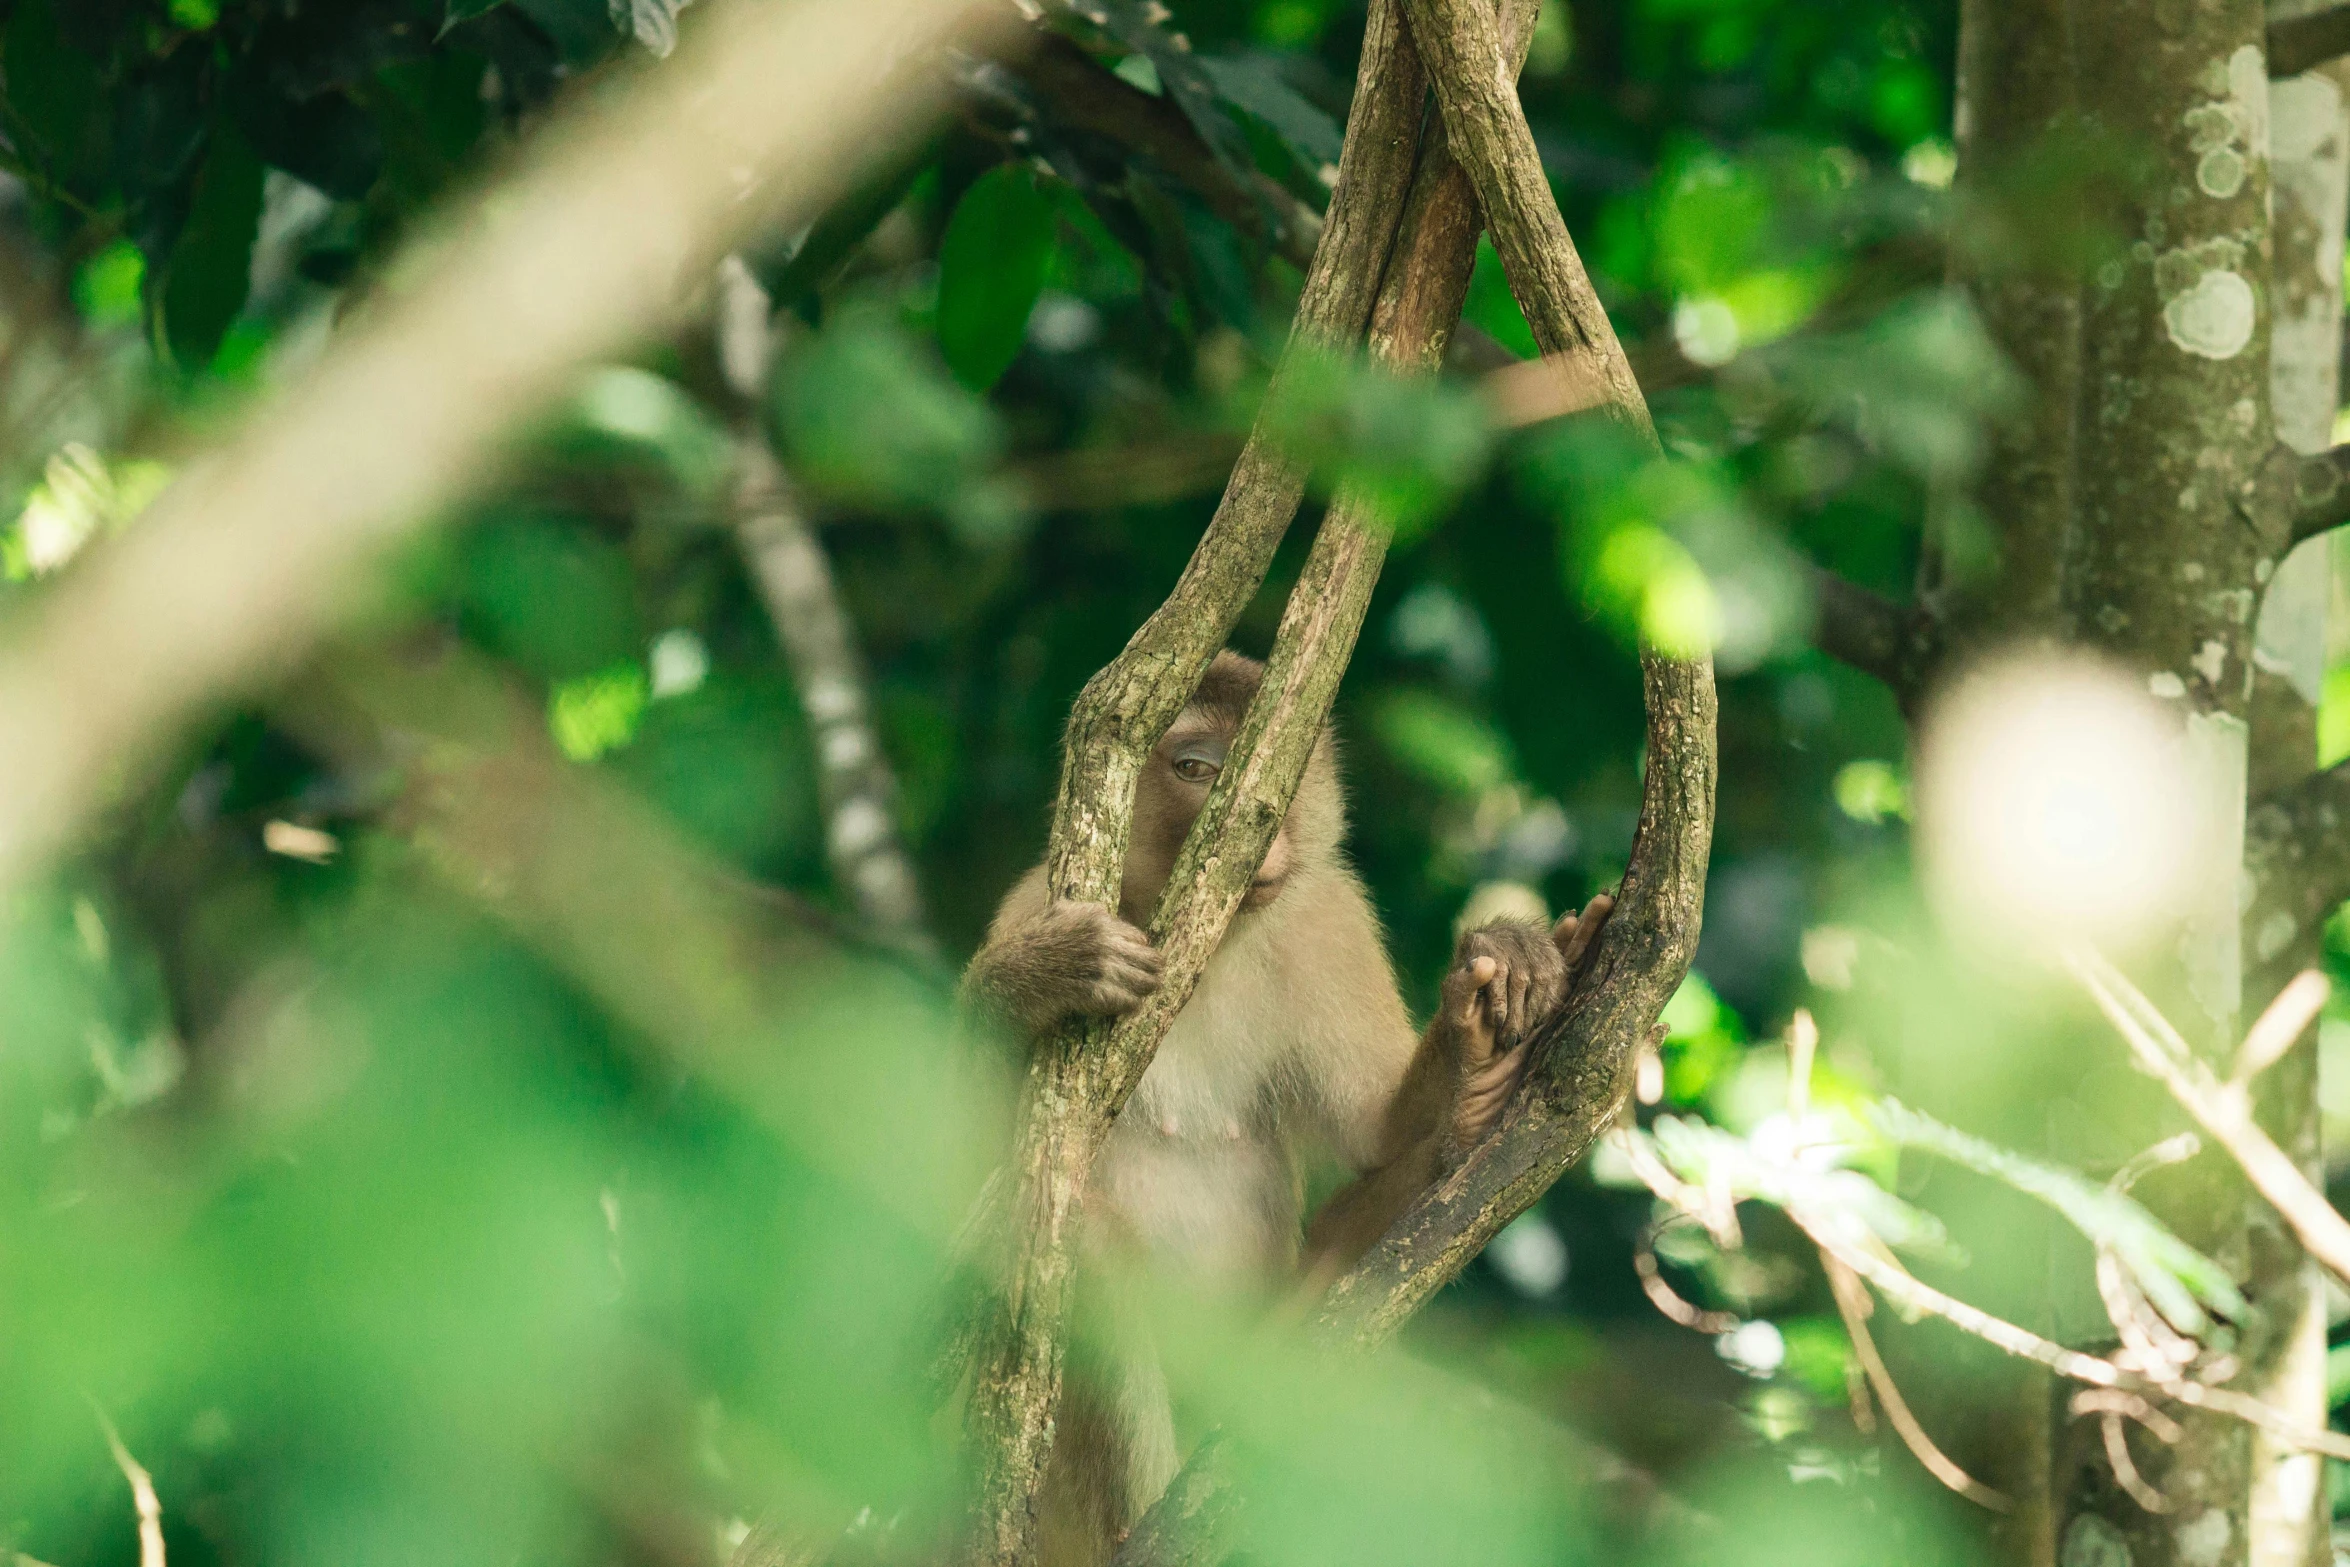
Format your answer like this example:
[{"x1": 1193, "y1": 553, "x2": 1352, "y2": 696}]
[{"x1": 1441, "y1": 894, "x2": 1614, "y2": 1152}]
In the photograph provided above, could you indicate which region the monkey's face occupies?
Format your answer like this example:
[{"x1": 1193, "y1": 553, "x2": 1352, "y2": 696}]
[{"x1": 1117, "y1": 709, "x2": 1343, "y2": 926}]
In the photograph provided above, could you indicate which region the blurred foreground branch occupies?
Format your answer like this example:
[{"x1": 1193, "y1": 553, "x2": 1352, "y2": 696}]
[
  {"x1": 0, "y1": 0, "x2": 1006, "y2": 903},
  {"x1": 716, "y1": 257, "x2": 933, "y2": 954}
]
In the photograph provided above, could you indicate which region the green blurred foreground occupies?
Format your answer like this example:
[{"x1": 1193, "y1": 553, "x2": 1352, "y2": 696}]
[{"x1": 1, "y1": 0, "x2": 2347, "y2": 1563}]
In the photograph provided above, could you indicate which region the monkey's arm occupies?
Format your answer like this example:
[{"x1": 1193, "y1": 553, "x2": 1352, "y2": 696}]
[
  {"x1": 1299, "y1": 896, "x2": 1611, "y2": 1288},
  {"x1": 958, "y1": 867, "x2": 1164, "y2": 1038}
]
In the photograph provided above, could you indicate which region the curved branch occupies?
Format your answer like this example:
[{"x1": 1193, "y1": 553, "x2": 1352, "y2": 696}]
[
  {"x1": 2270, "y1": 5, "x2": 2350, "y2": 78},
  {"x1": 1316, "y1": 651, "x2": 1714, "y2": 1345},
  {"x1": 1810, "y1": 566, "x2": 1943, "y2": 711}
]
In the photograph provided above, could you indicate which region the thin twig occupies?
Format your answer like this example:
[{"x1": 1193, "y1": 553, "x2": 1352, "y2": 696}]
[
  {"x1": 715, "y1": 256, "x2": 933, "y2": 954},
  {"x1": 92, "y1": 1405, "x2": 164, "y2": 1567},
  {"x1": 1822, "y1": 1250, "x2": 2011, "y2": 1511},
  {"x1": 2069, "y1": 950, "x2": 2350, "y2": 1292}
]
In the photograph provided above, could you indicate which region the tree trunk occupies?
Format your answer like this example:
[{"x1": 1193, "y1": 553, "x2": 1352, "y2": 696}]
[{"x1": 1949, "y1": 2, "x2": 2338, "y2": 1562}]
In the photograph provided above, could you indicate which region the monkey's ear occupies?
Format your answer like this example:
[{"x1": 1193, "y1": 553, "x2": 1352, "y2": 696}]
[{"x1": 1552, "y1": 893, "x2": 1615, "y2": 975}]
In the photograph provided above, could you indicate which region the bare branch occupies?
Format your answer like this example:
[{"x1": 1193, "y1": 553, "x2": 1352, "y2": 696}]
[
  {"x1": 2069, "y1": 951, "x2": 2350, "y2": 1296},
  {"x1": 716, "y1": 258, "x2": 934, "y2": 955},
  {"x1": 0, "y1": 0, "x2": 1010, "y2": 906},
  {"x1": 1809, "y1": 567, "x2": 1942, "y2": 710},
  {"x1": 1823, "y1": 1250, "x2": 2012, "y2": 1512},
  {"x1": 93, "y1": 1405, "x2": 165, "y2": 1567},
  {"x1": 2270, "y1": 5, "x2": 2350, "y2": 77}
]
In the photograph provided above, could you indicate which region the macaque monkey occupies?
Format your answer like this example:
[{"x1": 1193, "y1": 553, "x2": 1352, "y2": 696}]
[{"x1": 961, "y1": 651, "x2": 1611, "y2": 1562}]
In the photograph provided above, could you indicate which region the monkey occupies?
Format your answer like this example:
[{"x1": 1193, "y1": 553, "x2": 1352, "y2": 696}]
[{"x1": 959, "y1": 651, "x2": 1612, "y2": 1564}]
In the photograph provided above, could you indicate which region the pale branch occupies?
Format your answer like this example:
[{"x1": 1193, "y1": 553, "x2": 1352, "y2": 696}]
[
  {"x1": 1809, "y1": 567, "x2": 1942, "y2": 711},
  {"x1": 2243, "y1": 757, "x2": 2350, "y2": 979},
  {"x1": 2070, "y1": 951, "x2": 2350, "y2": 1298},
  {"x1": 716, "y1": 257, "x2": 934, "y2": 955},
  {"x1": 958, "y1": 5, "x2": 1434, "y2": 1557},
  {"x1": 2269, "y1": 4, "x2": 2350, "y2": 77},
  {"x1": 2286, "y1": 442, "x2": 2350, "y2": 546},
  {"x1": 94, "y1": 1407, "x2": 165, "y2": 1567},
  {"x1": 988, "y1": 31, "x2": 1322, "y2": 271}
]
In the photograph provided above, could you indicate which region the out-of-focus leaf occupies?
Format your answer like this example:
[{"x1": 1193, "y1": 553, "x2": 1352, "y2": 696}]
[
  {"x1": 557, "y1": 366, "x2": 733, "y2": 495},
  {"x1": 147, "y1": 121, "x2": 266, "y2": 370},
  {"x1": 1199, "y1": 51, "x2": 1340, "y2": 168},
  {"x1": 1254, "y1": 344, "x2": 1494, "y2": 531},
  {"x1": 936, "y1": 162, "x2": 1057, "y2": 391},
  {"x1": 1, "y1": 0, "x2": 103, "y2": 188},
  {"x1": 232, "y1": 83, "x2": 383, "y2": 201},
  {"x1": 455, "y1": 510, "x2": 645, "y2": 679},
  {"x1": 1077, "y1": 0, "x2": 1258, "y2": 182},
  {"x1": 1369, "y1": 689, "x2": 1514, "y2": 797},
  {"x1": 752, "y1": 145, "x2": 932, "y2": 312},
  {"x1": 778, "y1": 304, "x2": 1002, "y2": 518},
  {"x1": 1871, "y1": 1100, "x2": 2248, "y2": 1333}
]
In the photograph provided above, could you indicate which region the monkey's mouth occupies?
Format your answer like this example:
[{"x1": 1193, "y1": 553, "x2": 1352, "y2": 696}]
[{"x1": 1241, "y1": 875, "x2": 1286, "y2": 910}]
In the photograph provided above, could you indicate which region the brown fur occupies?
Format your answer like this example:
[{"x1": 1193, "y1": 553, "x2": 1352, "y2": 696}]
[{"x1": 960, "y1": 652, "x2": 1604, "y2": 1562}]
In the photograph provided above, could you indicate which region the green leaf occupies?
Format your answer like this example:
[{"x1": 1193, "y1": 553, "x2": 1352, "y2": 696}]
[
  {"x1": 935, "y1": 163, "x2": 1056, "y2": 392},
  {"x1": 1199, "y1": 52, "x2": 1340, "y2": 168},
  {"x1": 147, "y1": 120, "x2": 265, "y2": 372}
]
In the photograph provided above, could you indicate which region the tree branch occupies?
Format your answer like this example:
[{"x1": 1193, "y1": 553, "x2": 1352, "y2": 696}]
[
  {"x1": 1809, "y1": 566, "x2": 1942, "y2": 710},
  {"x1": 715, "y1": 257, "x2": 934, "y2": 956},
  {"x1": 958, "y1": 6, "x2": 1434, "y2": 1558},
  {"x1": 2286, "y1": 442, "x2": 2350, "y2": 546},
  {"x1": 2270, "y1": 5, "x2": 2350, "y2": 78}
]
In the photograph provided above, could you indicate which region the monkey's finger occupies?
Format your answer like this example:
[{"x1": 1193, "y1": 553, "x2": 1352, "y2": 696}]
[
  {"x1": 1504, "y1": 966, "x2": 1532, "y2": 1044},
  {"x1": 1553, "y1": 893, "x2": 1615, "y2": 970},
  {"x1": 1460, "y1": 954, "x2": 1501, "y2": 1027}
]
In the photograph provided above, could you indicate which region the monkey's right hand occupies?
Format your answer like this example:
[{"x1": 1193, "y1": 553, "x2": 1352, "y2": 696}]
[{"x1": 988, "y1": 900, "x2": 1164, "y2": 1031}]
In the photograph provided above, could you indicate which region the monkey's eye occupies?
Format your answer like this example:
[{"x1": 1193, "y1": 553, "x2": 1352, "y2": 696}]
[{"x1": 1172, "y1": 757, "x2": 1219, "y2": 784}]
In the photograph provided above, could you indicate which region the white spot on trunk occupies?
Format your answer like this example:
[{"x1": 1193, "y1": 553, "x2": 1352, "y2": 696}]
[
  {"x1": 2150, "y1": 672, "x2": 2189, "y2": 698},
  {"x1": 2165, "y1": 270, "x2": 2257, "y2": 359},
  {"x1": 2061, "y1": 1515, "x2": 2130, "y2": 1567},
  {"x1": 2177, "y1": 1507, "x2": 2232, "y2": 1567},
  {"x1": 2199, "y1": 146, "x2": 2246, "y2": 196},
  {"x1": 2193, "y1": 639, "x2": 2229, "y2": 685},
  {"x1": 2255, "y1": 911, "x2": 2299, "y2": 962}
]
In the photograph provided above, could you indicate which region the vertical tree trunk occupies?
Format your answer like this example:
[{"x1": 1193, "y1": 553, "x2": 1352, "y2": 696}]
[
  {"x1": 2243, "y1": 23, "x2": 2347, "y2": 1566},
  {"x1": 1950, "y1": 2, "x2": 2313, "y2": 1563}
]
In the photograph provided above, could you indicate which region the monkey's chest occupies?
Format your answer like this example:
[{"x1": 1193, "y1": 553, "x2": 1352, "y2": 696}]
[{"x1": 1092, "y1": 942, "x2": 1299, "y2": 1276}]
